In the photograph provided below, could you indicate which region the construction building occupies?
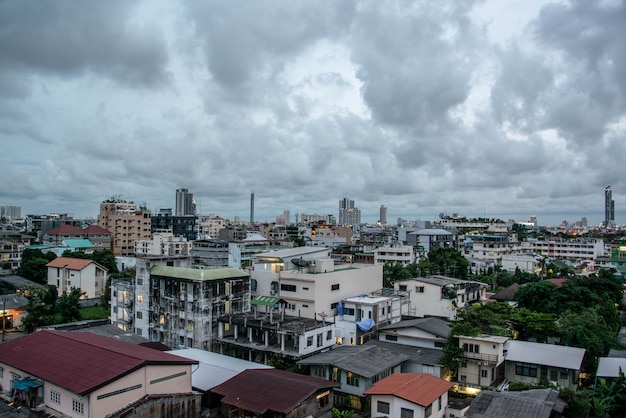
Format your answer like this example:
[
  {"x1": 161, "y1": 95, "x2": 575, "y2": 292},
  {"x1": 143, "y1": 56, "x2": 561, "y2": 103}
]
[{"x1": 97, "y1": 197, "x2": 151, "y2": 256}]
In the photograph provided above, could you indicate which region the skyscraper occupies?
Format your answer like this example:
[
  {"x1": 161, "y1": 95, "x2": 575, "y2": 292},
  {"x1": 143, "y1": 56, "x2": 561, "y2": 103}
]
[
  {"x1": 605, "y1": 185, "x2": 615, "y2": 227},
  {"x1": 250, "y1": 191, "x2": 255, "y2": 224},
  {"x1": 379, "y1": 205, "x2": 388, "y2": 225},
  {"x1": 175, "y1": 188, "x2": 196, "y2": 216},
  {"x1": 338, "y1": 197, "x2": 360, "y2": 226}
]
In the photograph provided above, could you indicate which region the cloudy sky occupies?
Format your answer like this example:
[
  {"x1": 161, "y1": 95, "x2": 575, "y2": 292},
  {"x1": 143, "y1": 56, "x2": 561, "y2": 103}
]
[{"x1": 1, "y1": 0, "x2": 624, "y2": 226}]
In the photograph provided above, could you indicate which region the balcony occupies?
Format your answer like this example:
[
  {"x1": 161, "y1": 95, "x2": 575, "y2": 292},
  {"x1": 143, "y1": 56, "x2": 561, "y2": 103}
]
[{"x1": 462, "y1": 351, "x2": 499, "y2": 366}]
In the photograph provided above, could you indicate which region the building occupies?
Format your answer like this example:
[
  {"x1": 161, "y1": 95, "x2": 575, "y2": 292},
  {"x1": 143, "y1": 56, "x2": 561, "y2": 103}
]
[
  {"x1": 610, "y1": 236, "x2": 626, "y2": 276},
  {"x1": 211, "y1": 368, "x2": 340, "y2": 418},
  {"x1": 134, "y1": 231, "x2": 193, "y2": 257},
  {"x1": 379, "y1": 205, "x2": 388, "y2": 225},
  {"x1": 41, "y1": 225, "x2": 83, "y2": 245},
  {"x1": 151, "y1": 213, "x2": 197, "y2": 241},
  {"x1": 364, "y1": 373, "x2": 454, "y2": 418},
  {"x1": 0, "y1": 330, "x2": 199, "y2": 418},
  {"x1": 97, "y1": 197, "x2": 152, "y2": 256},
  {"x1": 0, "y1": 293, "x2": 29, "y2": 332},
  {"x1": 0, "y1": 206, "x2": 21, "y2": 220},
  {"x1": 465, "y1": 389, "x2": 566, "y2": 418},
  {"x1": 216, "y1": 296, "x2": 335, "y2": 363},
  {"x1": 456, "y1": 334, "x2": 509, "y2": 390},
  {"x1": 191, "y1": 239, "x2": 230, "y2": 268},
  {"x1": 406, "y1": 229, "x2": 458, "y2": 255},
  {"x1": 146, "y1": 265, "x2": 251, "y2": 350},
  {"x1": 46, "y1": 257, "x2": 108, "y2": 299},
  {"x1": 250, "y1": 191, "x2": 255, "y2": 224},
  {"x1": 298, "y1": 344, "x2": 409, "y2": 413},
  {"x1": 175, "y1": 188, "x2": 196, "y2": 216},
  {"x1": 0, "y1": 239, "x2": 22, "y2": 271},
  {"x1": 393, "y1": 276, "x2": 487, "y2": 320},
  {"x1": 374, "y1": 243, "x2": 415, "y2": 265},
  {"x1": 197, "y1": 215, "x2": 227, "y2": 239},
  {"x1": 504, "y1": 340, "x2": 585, "y2": 390},
  {"x1": 605, "y1": 185, "x2": 615, "y2": 228},
  {"x1": 338, "y1": 197, "x2": 361, "y2": 228},
  {"x1": 523, "y1": 238, "x2": 605, "y2": 265},
  {"x1": 81, "y1": 224, "x2": 112, "y2": 251}
]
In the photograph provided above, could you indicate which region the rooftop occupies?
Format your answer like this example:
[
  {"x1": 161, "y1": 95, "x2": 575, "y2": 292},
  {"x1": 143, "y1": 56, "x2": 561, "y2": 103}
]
[
  {"x1": 150, "y1": 265, "x2": 249, "y2": 281},
  {"x1": 364, "y1": 373, "x2": 453, "y2": 407},
  {"x1": 504, "y1": 340, "x2": 585, "y2": 370},
  {"x1": 378, "y1": 317, "x2": 451, "y2": 339},
  {"x1": 45, "y1": 257, "x2": 96, "y2": 271}
]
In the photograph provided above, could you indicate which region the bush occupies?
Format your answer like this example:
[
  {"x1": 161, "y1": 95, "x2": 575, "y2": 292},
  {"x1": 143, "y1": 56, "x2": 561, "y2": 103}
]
[{"x1": 508, "y1": 381, "x2": 531, "y2": 391}]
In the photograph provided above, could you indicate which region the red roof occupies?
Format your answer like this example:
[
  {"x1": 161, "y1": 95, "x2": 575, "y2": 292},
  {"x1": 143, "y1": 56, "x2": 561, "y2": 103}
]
[
  {"x1": 0, "y1": 331, "x2": 197, "y2": 396},
  {"x1": 82, "y1": 225, "x2": 111, "y2": 235},
  {"x1": 46, "y1": 225, "x2": 82, "y2": 235},
  {"x1": 46, "y1": 257, "x2": 94, "y2": 271},
  {"x1": 547, "y1": 278, "x2": 568, "y2": 288},
  {"x1": 212, "y1": 368, "x2": 340, "y2": 414},
  {"x1": 363, "y1": 373, "x2": 453, "y2": 407}
]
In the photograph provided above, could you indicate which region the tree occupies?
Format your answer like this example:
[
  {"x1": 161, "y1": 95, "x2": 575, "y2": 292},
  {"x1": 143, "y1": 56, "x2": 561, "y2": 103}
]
[
  {"x1": 421, "y1": 247, "x2": 469, "y2": 279},
  {"x1": 22, "y1": 285, "x2": 58, "y2": 332},
  {"x1": 331, "y1": 408, "x2": 358, "y2": 418},
  {"x1": 57, "y1": 287, "x2": 86, "y2": 323},
  {"x1": 382, "y1": 261, "x2": 410, "y2": 287},
  {"x1": 515, "y1": 281, "x2": 558, "y2": 313},
  {"x1": 16, "y1": 248, "x2": 56, "y2": 284}
]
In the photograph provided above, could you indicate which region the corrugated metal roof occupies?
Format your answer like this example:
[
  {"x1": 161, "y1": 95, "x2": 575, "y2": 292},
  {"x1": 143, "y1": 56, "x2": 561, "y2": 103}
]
[
  {"x1": 251, "y1": 295, "x2": 282, "y2": 306},
  {"x1": 379, "y1": 317, "x2": 451, "y2": 338},
  {"x1": 62, "y1": 239, "x2": 94, "y2": 248},
  {"x1": 465, "y1": 389, "x2": 565, "y2": 418},
  {"x1": 296, "y1": 345, "x2": 409, "y2": 378},
  {"x1": 595, "y1": 357, "x2": 626, "y2": 378},
  {"x1": 364, "y1": 373, "x2": 453, "y2": 407},
  {"x1": 364, "y1": 340, "x2": 444, "y2": 366},
  {"x1": 504, "y1": 340, "x2": 585, "y2": 370},
  {"x1": 0, "y1": 330, "x2": 197, "y2": 396},
  {"x1": 150, "y1": 265, "x2": 249, "y2": 281},
  {"x1": 211, "y1": 368, "x2": 339, "y2": 414}
]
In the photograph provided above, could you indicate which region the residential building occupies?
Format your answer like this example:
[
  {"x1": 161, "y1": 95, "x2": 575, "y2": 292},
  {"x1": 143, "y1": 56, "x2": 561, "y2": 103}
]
[
  {"x1": 338, "y1": 197, "x2": 361, "y2": 229},
  {"x1": 97, "y1": 197, "x2": 152, "y2": 256},
  {"x1": 0, "y1": 293, "x2": 29, "y2": 332},
  {"x1": 81, "y1": 224, "x2": 112, "y2": 251},
  {"x1": 465, "y1": 389, "x2": 566, "y2": 418},
  {"x1": 197, "y1": 215, "x2": 227, "y2": 239},
  {"x1": 151, "y1": 213, "x2": 197, "y2": 241},
  {"x1": 46, "y1": 257, "x2": 108, "y2": 299},
  {"x1": 211, "y1": 368, "x2": 340, "y2": 418},
  {"x1": 333, "y1": 289, "x2": 410, "y2": 346},
  {"x1": 406, "y1": 228, "x2": 458, "y2": 255},
  {"x1": 0, "y1": 330, "x2": 199, "y2": 418},
  {"x1": 596, "y1": 357, "x2": 626, "y2": 386},
  {"x1": 298, "y1": 344, "x2": 409, "y2": 413},
  {"x1": 42, "y1": 225, "x2": 83, "y2": 245},
  {"x1": 0, "y1": 206, "x2": 21, "y2": 220},
  {"x1": 146, "y1": 265, "x2": 251, "y2": 350},
  {"x1": 191, "y1": 239, "x2": 230, "y2": 268},
  {"x1": 379, "y1": 205, "x2": 388, "y2": 225},
  {"x1": 522, "y1": 238, "x2": 605, "y2": 265},
  {"x1": 500, "y1": 253, "x2": 541, "y2": 274},
  {"x1": 374, "y1": 243, "x2": 415, "y2": 265},
  {"x1": 364, "y1": 373, "x2": 454, "y2": 418},
  {"x1": 134, "y1": 231, "x2": 192, "y2": 257},
  {"x1": 610, "y1": 236, "x2": 626, "y2": 276},
  {"x1": 175, "y1": 188, "x2": 196, "y2": 216},
  {"x1": 0, "y1": 239, "x2": 21, "y2": 270},
  {"x1": 393, "y1": 276, "x2": 487, "y2": 320},
  {"x1": 504, "y1": 340, "x2": 585, "y2": 390},
  {"x1": 456, "y1": 334, "x2": 509, "y2": 390},
  {"x1": 216, "y1": 296, "x2": 335, "y2": 363}
]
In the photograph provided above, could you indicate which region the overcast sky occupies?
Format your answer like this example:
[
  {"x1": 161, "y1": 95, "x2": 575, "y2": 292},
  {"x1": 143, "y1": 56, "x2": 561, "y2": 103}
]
[{"x1": 1, "y1": 0, "x2": 624, "y2": 226}]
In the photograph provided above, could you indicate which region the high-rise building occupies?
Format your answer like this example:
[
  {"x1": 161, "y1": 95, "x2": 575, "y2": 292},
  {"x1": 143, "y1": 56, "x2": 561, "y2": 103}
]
[
  {"x1": 605, "y1": 185, "x2": 615, "y2": 227},
  {"x1": 338, "y1": 197, "x2": 361, "y2": 227},
  {"x1": 175, "y1": 188, "x2": 196, "y2": 216},
  {"x1": 379, "y1": 205, "x2": 388, "y2": 225},
  {"x1": 97, "y1": 197, "x2": 152, "y2": 256},
  {"x1": 250, "y1": 191, "x2": 255, "y2": 224},
  {"x1": 0, "y1": 206, "x2": 21, "y2": 219}
]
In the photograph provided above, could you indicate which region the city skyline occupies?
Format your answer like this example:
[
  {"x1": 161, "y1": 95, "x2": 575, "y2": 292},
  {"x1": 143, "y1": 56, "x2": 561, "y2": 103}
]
[{"x1": 1, "y1": 1, "x2": 624, "y2": 227}]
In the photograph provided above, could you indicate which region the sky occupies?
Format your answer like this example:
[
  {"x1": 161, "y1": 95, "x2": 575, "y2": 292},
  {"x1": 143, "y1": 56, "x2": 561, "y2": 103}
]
[{"x1": 1, "y1": 0, "x2": 625, "y2": 227}]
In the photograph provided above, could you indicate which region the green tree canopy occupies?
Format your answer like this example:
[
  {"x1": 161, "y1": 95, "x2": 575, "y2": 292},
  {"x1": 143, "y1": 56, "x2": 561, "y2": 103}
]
[
  {"x1": 419, "y1": 247, "x2": 469, "y2": 279},
  {"x1": 22, "y1": 285, "x2": 58, "y2": 332},
  {"x1": 16, "y1": 248, "x2": 56, "y2": 284},
  {"x1": 57, "y1": 287, "x2": 86, "y2": 323}
]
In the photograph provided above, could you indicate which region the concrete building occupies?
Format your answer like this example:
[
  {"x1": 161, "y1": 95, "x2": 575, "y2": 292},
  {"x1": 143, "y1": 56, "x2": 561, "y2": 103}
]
[
  {"x1": 151, "y1": 213, "x2": 196, "y2": 241},
  {"x1": 393, "y1": 276, "x2": 487, "y2": 320},
  {"x1": 46, "y1": 257, "x2": 108, "y2": 299},
  {"x1": 605, "y1": 185, "x2": 615, "y2": 228},
  {"x1": 134, "y1": 231, "x2": 193, "y2": 257},
  {"x1": 97, "y1": 197, "x2": 152, "y2": 256},
  {"x1": 197, "y1": 216, "x2": 227, "y2": 239},
  {"x1": 406, "y1": 229, "x2": 458, "y2": 255},
  {"x1": 374, "y1": 243, "x2": 415, "y2": 265},
  {"x1": 175, "y1": 188, "x2": 196, "y2": 216},
  {"x1": 456, "y1": 335, "x2": 509, "y2": 391},
  {"x1": 523, "y1": 238, "x2": 605, "y2": 265}
]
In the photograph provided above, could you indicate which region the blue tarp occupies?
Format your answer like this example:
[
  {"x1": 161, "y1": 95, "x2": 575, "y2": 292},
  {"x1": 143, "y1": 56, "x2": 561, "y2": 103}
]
[
  {"x1": 356, "y1": 318, "x2": 375, "y2": 331},
  {"x1": 13, "y1": 379, "x2": 40, "y2": 391}
]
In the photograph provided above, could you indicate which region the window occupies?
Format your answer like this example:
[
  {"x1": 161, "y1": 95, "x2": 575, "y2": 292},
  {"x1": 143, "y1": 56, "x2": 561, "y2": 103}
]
[
  {"x1": 438, "y1": 396, "x2": 442, "y2": 410},
  {"x1": 307, "y1": 336, "x2": 313, "y2": 346},
  {"x1": 346, "y1": 372, "x2": 359, "y2": 387},
  {"x1": 385, "y1": 335, "x2": 398, "y2": 341},
  {"x1": 331, "y1": 284, "x2": 340, "y2": 291},
  {"x1": 515, "y1": 362, "x2": 538, "y2": 377},
  {"x1": 72, "y1": 399, "x2": 84, "y2": 415},
  {"x1": 463, "y1": 343, "x2": 480, "y2": 353},
  {"x1": 327, "y1": 330, "x2": 332, "y2": 340},
  {"x1": 330, "y1": 302, "x2": 338, "y2": 310},
  {"x1": 50, "y1": 390, "x2": 60, "y2": 404},
  {"x1": 377, "y1": 401, "x2": 390, "y2": 414},
  {"x1": 330, "y1": 367, "x2": 341, "y2": 382},
  {"x1": 314, "y1": 366, "x2": 326, "y2": 378},
  {"x1": 317, "y1": 390, "x2": 330, "y2": 408},
  {"x1": 137, "y1": 278, "x2": 143, "y2": 286},
  {"x1": 560, "y1": 371, "x2": 569, "y2": 380},
  {"x1": 550, "y1": 370, "x2": 558, "y2": 381},
  {"x1": 435, "y1": 341, "x2": 444, "y2": 348},
  {"x1": 281, "y1": 284, "x2": 296, "y2": 292},
  {"x1": 399, "y1": 285, "x2": 407, "y2": 291},
  {"x1": 401, "y1": 407, "x2": 415, "y2": 418},
  {"x1": 415, "y1": 286, "x2": 425, "y2": 293},
  {"x1": 137, "y1": 295, "x2": 143, "y2": 303},
  {"x1": 481, "y1": 370, "x2": 488, "y2": 378},
  {"x1": 287, "y1": 303, "x2": 296, "y2": 310},
  {"x1": 317, "y1": 334, "x2": 323, "y2": 347},
  {"x1": 250, "y1": 279, "x2": 257, "y2": 291},
  {"x1": 303, "y1": 287, "x2": 309, "y2": 290},
  {"x1": 424, "y1": 403, "x2": 432, "y2": 416},
  {"x1": 344, "y1": 308, "x2": 355, "y2": 316}
]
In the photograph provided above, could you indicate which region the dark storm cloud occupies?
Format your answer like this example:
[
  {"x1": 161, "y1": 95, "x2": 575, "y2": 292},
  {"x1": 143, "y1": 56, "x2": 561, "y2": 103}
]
[{"x1": 0, "y1": 0, "x2": 170, "y2": 87}]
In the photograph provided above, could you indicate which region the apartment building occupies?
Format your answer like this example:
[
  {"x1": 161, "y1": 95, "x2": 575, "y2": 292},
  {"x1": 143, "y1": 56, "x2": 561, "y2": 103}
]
[
  {"x1": 456, "y1": 334, "x2": 508, "y2": 391},
  {"x1": 97, "y1": 197, "x2": 151, "y2": 256},
  {"x1": 134, "y1": 231, "x2": 193, "y2": 257},
  {"x1": 406, "y1": 229, "x2": 458, "y2": 255},
  {"x1": 46, "y1": 257, "x2": 107, "y2": 299},
  {"x1": 523, "y1": 238, "x2": 605, "y2": 264},
  {"x1": 374, "y1": 243, "x2": 415, "y2": 265}
]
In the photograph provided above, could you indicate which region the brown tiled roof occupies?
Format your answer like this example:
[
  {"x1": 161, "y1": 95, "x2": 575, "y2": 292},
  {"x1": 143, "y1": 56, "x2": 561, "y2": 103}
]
[
  {"x1": 491, "y1": 283, "x2": 520, "y2": 301},
  {"x1": 46, "y1": 257, "x2": 94, "y2": 271},
  {"x1": 211, "y1": 368, "x2": 340, "y2": 414},
  {"x1": 0, "y1": 331, "x2": 197, "y2": 396},
  {"x1": 364, "y1": 373, "x2": 453, "y2": 407},
  {"x1": 82, "y1": 225, "x2": 111, "y2": 235},
  {"x1": 45, "y1": 225, "x2": 82, "y2": 235}
]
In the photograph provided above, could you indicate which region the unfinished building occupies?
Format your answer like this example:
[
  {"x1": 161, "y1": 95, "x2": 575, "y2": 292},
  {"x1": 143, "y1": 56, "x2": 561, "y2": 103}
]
[{"x1": 148, "y1": 266, "x2": 251, "y2": 350}]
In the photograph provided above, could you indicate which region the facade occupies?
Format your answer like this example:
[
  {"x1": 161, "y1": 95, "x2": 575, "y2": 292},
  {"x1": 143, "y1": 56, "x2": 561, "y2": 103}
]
[
  {"x1": 197, "y1": 216, "x2": 227, "y2": 239},
  {"x1": 134, "y1": 231, "x2": 193, "y2": 257},
  {"x1": 406, "y1": 229, "x2": 458, "y2": 255},
  {"x1": 147, "y1": 265, "x2": 251, "y2": 350},
  {"x1": 456, "y1": 335, "x2": 509, "y2": 390},
  {"x1": 97, "y1": 197, "x2": 152, "y2": 256},
  {"x1": 81, "y1": 224, "x2": 112, "y2": 251},
  {"x1": 0, "y1": 240, "x2": 21, "y2": 270},
  {"x1": 46, "y1": 257, "x2": 108, "y2": 299},
  {"x1": 151, "y1": 214, "x2": 197, "y2": 241},
  {"x1": 42, "y1": 225, "x2": 83, "y2": 245},
  {"x1": 379, "y1": 205, "x2": 388, "y2": 225},
  {"x1": 523, "y1": 238, "x2": 605, "y2": 264},
  {"x1": 364, "y1": 373, "x2": 454, "y2": 418},
  {"x1": 394, "y1": 276, "x2": 487, "y2": 320},
  {"x1": 175, "y1": 188, "x2": 196, "y2": 216},
  {"x1": 605, "y1": 185, "x2": 615, "y2": 228},
  {"x1": 504, "y1": 340, "x2": 585, "y2": 390},
  {"x1": 0, "y1": 330, "x2": 199, "y2": 418},
  {"x1": 0, "y1": 206, "x2": 21, "y2": 219},
  {"x1": 216, "y1": 296, "x2": 335, "y2": 363},
  {"x1": 192, "y1": 239, "x2": 230, "y2": 268},
  {"x1": 374, "y1": 243, "x2": 415, "y2": 265},
  {"x1": 338, "y1": 198, "x2": 361, "y2": 228}
]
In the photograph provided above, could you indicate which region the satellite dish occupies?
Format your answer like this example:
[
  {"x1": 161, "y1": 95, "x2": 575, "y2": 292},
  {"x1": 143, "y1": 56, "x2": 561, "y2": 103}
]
[{"x1": 292, "y1": 257, "x2": 310, "y2": 270}]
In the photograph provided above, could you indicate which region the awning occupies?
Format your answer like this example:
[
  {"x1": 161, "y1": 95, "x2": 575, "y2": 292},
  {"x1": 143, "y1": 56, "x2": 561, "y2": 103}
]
[
  {"x1": 251, "y1": 296, "x2": 282, "y2": 306},
  {"x1": 13, "y1": 379, "x2": 41, "y2": 391}
]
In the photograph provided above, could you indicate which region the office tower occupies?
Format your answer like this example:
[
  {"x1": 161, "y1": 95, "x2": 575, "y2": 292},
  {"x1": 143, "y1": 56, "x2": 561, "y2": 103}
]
[
  {"x1": 605, "y1": 185, "x2": 615, "y2": 227},
  {"x1": 284, "y1": 210, "x2": 290, "y2": 225},
  {"x1": 379, "y1": 205, "x2": 388, "y2": 225},
  {"x1": 338, "y1": 197, "x2": 360, "y2": 226},
  {"x1": 175, "y1": 188, "x2": 196, "y2": 216},
  {"x1": 250, "y1": 191, "x2": 255, "y2": 224}
]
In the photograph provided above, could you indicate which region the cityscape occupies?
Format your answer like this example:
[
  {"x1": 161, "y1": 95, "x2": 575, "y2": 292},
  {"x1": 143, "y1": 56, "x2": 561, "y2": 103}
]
[{"x1": 1, "y1": 1, "x2": 626, "y2": 417}]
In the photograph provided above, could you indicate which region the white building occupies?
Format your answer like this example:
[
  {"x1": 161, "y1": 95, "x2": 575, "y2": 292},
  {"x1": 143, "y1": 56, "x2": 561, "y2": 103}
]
[
  {"x1": 523, "y1": 238, "x2": 605, "y2": 264},
  {"x1": 457, "y1": 334, "x2": 509, "y2": 390},
  {"x1": 406, "y1": 229, "x2": 458, "y2": 255},
  {"x1": 374, "y1": 243, "x2": 415, "y2": 265},
  {"x1": 393, "y1": 276, "x2": 487, "y2": 320},
  {"x1": 134, "y1": 231, "x2": 193, "y2": 257},
  {"x1": 46, "y1": 257, "x2": 107, "y2": 299}
]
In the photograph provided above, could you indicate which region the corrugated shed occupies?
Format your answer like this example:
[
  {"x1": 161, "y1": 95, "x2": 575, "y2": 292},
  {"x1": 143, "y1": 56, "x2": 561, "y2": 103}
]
[
  {"x1": 0, "y1": 330, "x2": 197, "y2": 396},
  {"x1": 211, "y1": 369, "x2": 339, "y2": 414},
  {"x1": 364, "y1": 373, "x2": 453, "y2": 407}
]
